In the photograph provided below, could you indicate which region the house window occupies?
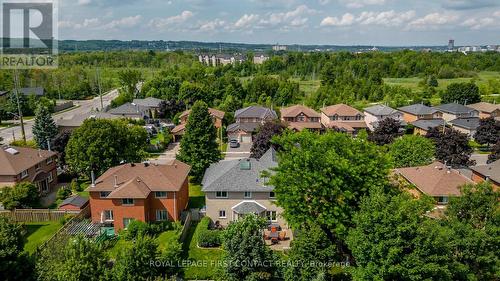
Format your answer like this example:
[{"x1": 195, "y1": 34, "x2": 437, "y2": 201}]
[
  {"x1": 46, "y1": 157, "x2": 53, "y2": 164},
  {"x1": 330, "y1": 115, "x2": 339, "y2": 121},
  {"x1": 100, "y1": 192, "x2": 110, "y2": 198},
  {"x1": 123, "y1": 218, "x2": 133, "y2": 229},
  {"x1": 437, "y1": 196, "x2": 449, "y2": 204},
  {"x1": 156, "y1": 209, "x2": 168, "y2": 221},
  {"x1": 219, "y1": 210, "x2": 226, "y2": 218},
  {"x1": 122, "y1": 198, "x2": 134, "y2": 206},
  {"x1": 47, "y1": 173, "x2": 53, "y2": 183},
  {"x1": 104, "y1": 210, "x2": 113, "y2": 221},
  {"x1": 269, "y1": 192, "x2": 276, "y2": 199},
  {"x1": 244, "y1": 192, "x2": 252, "y2": 199},
  {"x1": 35, "y1": 163, "x2": 42, "y2": 170},
  {"x1": 216, "y1": 191, "x2": 228, "y2": 198},
  {"x1": 297, "y1": 115, "x2": 305, "y2": 122},
  {"x1": 20, "y1": 170, "x2": 28, "y2": 179},
  {"x1": 266, "y1": 211, "x2": 277, "y2": 222},
  {"x1": 155, "y1": 191, "x2": 167, "y2": 198}
]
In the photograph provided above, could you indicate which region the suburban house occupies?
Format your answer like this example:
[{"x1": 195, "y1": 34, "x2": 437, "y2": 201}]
[
  {"x1": 467, "y1": 102, "x2": 500, "y2": 119},
  {"x1": 88, "y1": 160, "x2": 190, "y2": 232},
  {"x1": 108, "y1": 102, "x2": 150, "y2": 119},
  {"x1": 394, "y1": 161, "x2": 474, "y2": 205},
  {"x1": 227, "y1": 106, "x2": 278, "y2": 143},
  {"x1": 59, "y1": 195, "x2": 89, "y2": 211},
  {"x1": 201, "y1": 148, "x2": 283, "y2": 227},
  {"x1": 320, "y1": 104, "x2": 367, "y2": 134},
  {"x1": 172, "y1": 108, "x2": 225, "y2": 142},
  {"x1": 398, "y1": 104, "x2": 443, "y2": 123},
  {"x1": 56, "y1": 111, "x2": 121, "y2": 132},
  {"x1": 449, "y1": 118, "x2": 480, "y2": 139},
  {"x1": 0, "y1": 87, "x2": 45, "y2": 97},
  {"x1": 412, "y1": 119, "x2": 446, "y2": 136},
  {"x1": 0, "y1": 146, "x2": 58, "y2": 194},
  {"x1": 363, "y1": 104, "x2": 405, "y2": 131},
  {"x1": 280, "y1": 105, "x2": 322, "y2": 132},
  {"x1": 132, "y1": 97, "x2": 163, "y2": 117},
  {"x1": 433, "y1": 103, "x2": 479, "y2": 122},
  {"x1": 470, "y1": 160, "x2": 500, "y2": 190}
]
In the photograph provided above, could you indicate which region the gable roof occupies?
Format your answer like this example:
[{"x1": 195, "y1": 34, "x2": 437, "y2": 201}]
[
  {"x1": 202, "y1": 148, "x2": 277, "y2": 192},
  {"x1": 434, "y1": 103, "x2": 477, "y2": 115},
  {"x1": 468, "y1": 102, "x2": 500, "y2": 114},
  {"x1": 411, "y1": 119, "x2": 445, "y2": 130},
  {"x1": 232, "y1": 201, "x2": 267, "y2": 214},
  {"x1": 280, "y1": 105, "x2": 320, "y2": 118},
  {"x1": 179, "y1": 107, "x2": 225, "y2": 120},
  {"x1": 226, "y1": 122, "x2": 261, "y2": 133},
  {"x1": 364, "y1": 104, "x2": 400, "y2": 116},
  {"x1": 0, "y1": 146, "x2": 57, "y2": 176},
  {"x1": 56, "y1": 111, "x2": 121, "y2": 127},
  {"x1": 470, "y1": 160, "x2": 500, "y2": 184},
  {"x1": 449, "y1": 118, "x2": 480, "y2": 130},
  {"x1": 235, "y1": 106, "x2": 277, "y2": 119},
  {"x1": 89, "y1": 160, "x2": 190, "y2": 195},
  {"x1": 132, "y1": 97, "x2": 163, "y2": 108},
  {"x1": 108, "y1": 103, "x2": 149, "y2": 116},
  {"x1": 395, "y1": 161, "x2": 474, "y2": 196},
  {"x1": 321, "y1": 104, "x2": 363, "y2": 116},
  {"x1": 398, "y1": 104, "x2": 439, "y2": 115},
  {"x1": 60, "y1": 195, "x2": 89, "y2": 208}
]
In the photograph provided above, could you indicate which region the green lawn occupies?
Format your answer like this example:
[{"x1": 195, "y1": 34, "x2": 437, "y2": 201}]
[
  {"x1": 188, "y1": 182, "x2": 205, "y2": 209},
  {"x1": 23, "y1": 221, "x2": 63, "y2": 254},
  {"x1": 182, "y1": 221, "x2": 223, "y2": 280},
  {"x1": 107, "y1": 229, "x2": 181, "y2": 259},
  {"x1": 294, "y1": 78, "x2": 321, "y2": 98},
  {"x1": 107, "y1": 238, "x2": 131, "y2": 259}
]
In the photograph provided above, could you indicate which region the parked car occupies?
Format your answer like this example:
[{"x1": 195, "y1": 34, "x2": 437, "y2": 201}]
[{"x1": 229, "y1": 139, "x2": 240, "y2": 148}]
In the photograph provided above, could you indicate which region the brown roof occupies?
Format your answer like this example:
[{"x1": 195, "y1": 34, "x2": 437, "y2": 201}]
[
  {"x1": 287, "y1": 122, "x2": 323, "y2": 131},
  {"x1": 0, "y1": 146, "x2": 57, "y2": 176},
  {"x1": 281, "y1": 105, "x2": 320, "y2": 118},
  {"x1": 470, "y1": 160, "x2": 500, "y2": 184},
  {"x1": 89, "y1": 160, "x2": 190, "y2": 196},
  {"x1": 180, "y1": 108, "x2": 225, "y2": 120},
  {"x1": 321, "y1": 104, "x2": 363, "y2": 117},
  {"x1": 326, "y1": 121, "x2": 367, "y2": 132},
  {"x1": 171, "y1": 123, "x2": 186, "y2": 135},
  {"x1": 395, "y1": 162, "x2": 474, "y2": 196},
  {"x1": 468, "y1": 102, "x2": 500, "y2": 114}
]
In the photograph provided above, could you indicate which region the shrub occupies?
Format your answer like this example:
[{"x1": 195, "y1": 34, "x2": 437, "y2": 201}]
[
  {"x1": 56, "y1": 186, "x2": 72, "y2": 200},
  {"x1": 70, "y1": 179, "x2": 82, "y2": 192},
  {"x1": 0, "y1": 182, "x2": 39, "y2": 210},
  {"x1": 197, "y1": 217, "x2": 222, "y2": 247},
  {"x1": 121, "y1": 220, "x2": 150, "y2": 240}
]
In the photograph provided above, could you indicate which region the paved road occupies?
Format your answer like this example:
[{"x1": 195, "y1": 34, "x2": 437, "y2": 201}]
[{"x1": 0, "y1": 89, "x2": 119, "y2": 143}]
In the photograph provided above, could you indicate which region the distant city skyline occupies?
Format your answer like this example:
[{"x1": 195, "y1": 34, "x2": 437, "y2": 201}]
[{"x1": 57, "y1": 0, "x2": 500, "y2": 46}]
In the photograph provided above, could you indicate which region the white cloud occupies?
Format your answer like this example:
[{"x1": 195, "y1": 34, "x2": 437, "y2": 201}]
[
  {"x1": 77, "y1": 0, "x2": 91, "y2": 5},
  {"x1": 494, "y1": 10, "x2": 500, "y2": 17},
  {"x1": 461, "y1": 17, "x2": 498, "y2": 30},
  {"x1": 320, "y1": 13, "x2": 355, "y2": 26},
  {"x1": 407, "y1": 13, "x2": 459, "y2": 30},
  {"x1": 199, "y1": 19, "x2": 226, "y2": 31},
  {"x1": 149, "y1": 11, "x2": 194, "y2": 29},
  {"x1": 259, "y1": 5, "x2": 316, "y2": 28},
  {"x1": 341, "y1": 0, "x2": 386, "y2": 9},
  {"x1": 234, "y1": 14, "x2": 260, "y2": 29},
  {"x1": 103, "y1": 15, "x2": 142, "y2": 30},
  {"x1": 58, "y1": 18, "x2": 100, "y2": 29}
]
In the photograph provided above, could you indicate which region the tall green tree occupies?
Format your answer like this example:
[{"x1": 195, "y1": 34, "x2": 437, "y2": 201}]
[
  {"x1": 36, "y1": 236, "x2": 108, "y2": 281},
  {"x1": 0, "y1": 182, "x2": 39, "y2": 210},
  {"x1": 270, "y1": 131, "x2": 391, "y2": 242},
  {"x1": 347, "y1": 191, "x2": 455, "y2": 280},
  {"x1": 112, "y1": 235, "x2": 160, "y2": 281},
  {"x1": 32, "y1": 105, "x2": 58, "y2": 150},
  {"x1": 118, "y1": 69, "x2": 143, "y2": 97},
  {"x1": 441, "y1": 82, "x2": 481, "y2": 104},
  {"x1": 389, "y1": 135, "x2": 435, "y2": 168},
  {"x1": 0, "y1": 218, "x2": 32, "y2": 281},
  {"x1": 221, "y1": 214, "x2": 276, "y2": 281},
  {"x1": 177, "y1": 101, "x2": 221, "y2": 182},
  {"x1": 65, "y1": 119, "x2": 147, "y2": 176}
]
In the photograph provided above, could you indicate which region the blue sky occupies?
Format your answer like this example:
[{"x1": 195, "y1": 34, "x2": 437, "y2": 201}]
[{"x1": 57, "y1": 0, "x2": 500, "y2": 45}]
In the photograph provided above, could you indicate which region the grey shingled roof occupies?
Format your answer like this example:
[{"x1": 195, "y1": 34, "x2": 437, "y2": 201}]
[
  {"x1": 202, "y1": 148, "x2": 278, "y2": 192},
  {"x1": 470, "y1": 160, "x2": 500, "y2": 184},
  {"x1": 19, "y1": 87, "x2": 44, "y2": 96},
  {"x1": 60, "y1": 195, "x2": 89, "y2": 208},
  {"x1": 56, "y1": 111, "x2": 121, "y2": 127},
  {"x1": 227, "y1": 122, "x2": 261, "y2": 133},
  {"x1": 434, "y1": 103, "x2": 477, "y2": 115},
  {"x1": 232, "y1": 201, "x2": 267, "y2": 214},
  {"x1": 411, "y1": 119, "x2": 445, "y2": 130},
  {"x1": 364, "y1": 104, "x2": 400, "y2": 116},
  {"x1": 449, "y1": 118, "x2": 480, "y2": 130},
  {"x1": 398, "y1": 104, "x2": 439, "y2": 115},
  {"x1": 132, "y1": 97, "x2": 163, "y2": 108},
  {"x1": 235, "y1": 106, "x2": 278, "y2": 119},
  {"x1": 108, "y1": 102, "x2": 149, "y2": 116}
]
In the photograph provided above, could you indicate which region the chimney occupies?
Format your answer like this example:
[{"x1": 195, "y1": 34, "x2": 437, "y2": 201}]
[
  {"x1": 38, "y1": 149, "x2": 41, "y2": 157},
  {"x1": 91, "y1": 170, "x2": 96, "y2": 188},
  {"x1": 114, "y1": 175, "x2": 118, "y2": 188}
]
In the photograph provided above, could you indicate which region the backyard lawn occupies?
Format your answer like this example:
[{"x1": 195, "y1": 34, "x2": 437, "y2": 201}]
[
  {"x1": 188, "y1": 182, "x2": 205, "y2": 209},
  {"x1": 23, "y1": 221, "x2": 63, "y2": 254}
]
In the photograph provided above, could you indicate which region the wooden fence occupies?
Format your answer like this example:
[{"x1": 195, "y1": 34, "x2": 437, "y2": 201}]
[
  {"x1": 179, "y1": 211, "x2": 192, "y2": 242},
  {"x1": 0, "y1": 208, "x2": 80, "y2": 222}
]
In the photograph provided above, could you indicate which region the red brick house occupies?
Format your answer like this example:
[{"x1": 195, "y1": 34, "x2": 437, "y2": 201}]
[
  {"x1": 470, "y1": 160, "x2": 500, "y2": 190},
  {"x1": 172, "y1": 108, "x2": 225, "y2": 142},
  {"x1": 280, "y1": 105, "x2": 322, "y2": 132},
  {"x1": 0, "y1": 146, "x2": 58, "y2": 194},
  {"x1": 89, "y1": 160, "x2": 190, "y2": 232}
]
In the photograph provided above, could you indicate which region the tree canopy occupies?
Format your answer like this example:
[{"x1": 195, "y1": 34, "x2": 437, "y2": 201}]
[
  {"x1": 32, "y1": 105, "x2": 58, "y2": 150},
  {"x1": 426, "y1": 127, "x2": 474, "y2": 167},
  {"x1": 441, "y1": 82, "x2": 481, "y2": 104},
  {"x1": 389, "y1": 135, "x2": 435, "y2": 168},
  {"x1": 474, "y1": 117, "x2": 500, "y2": 146},
  {"x1": 0, "y1": 218, "x2": 32, "y2": 281},
  {"x1": 368, "y1": 118, "x2": 403, "y2": 146},
  {"x1": 0, "y1": 182, "x2": 39, "y2": 210},
  {"x1": 250, "y1": 120, "x2": 286, "y2": 159}
]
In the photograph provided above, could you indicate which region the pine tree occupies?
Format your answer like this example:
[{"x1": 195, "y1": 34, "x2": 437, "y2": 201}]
[
  {"x1": 177, "y1": 101, "x2": 221, "y2": 182},
  {"x1": 32, "y1": 105, "x2": 58, "y2": 150}
]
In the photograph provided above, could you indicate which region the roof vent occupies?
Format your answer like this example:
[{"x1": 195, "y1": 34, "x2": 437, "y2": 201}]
[
  {"x1": 143, "y1": 161, "x2": 150, "y2": 167},
  {"x1": 4, "y1": 147, "x2": 19, "y2": 155}
]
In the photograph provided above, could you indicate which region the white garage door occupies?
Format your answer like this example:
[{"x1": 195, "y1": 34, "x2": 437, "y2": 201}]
[{"x1": 241, "y1": 135, "x2": 252, "y2": 143}]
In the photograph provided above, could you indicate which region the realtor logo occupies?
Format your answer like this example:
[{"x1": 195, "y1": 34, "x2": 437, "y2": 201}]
[{"x1": 0, "y1": 0, "x2": 58, "y2": 69}]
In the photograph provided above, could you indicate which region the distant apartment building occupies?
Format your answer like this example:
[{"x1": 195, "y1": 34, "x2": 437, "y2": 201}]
[
  {"x1": 198, "y1": 54, "x2": 246, "y2": 66},
  {"x1": 272, "y1": 44, "x2": 287, "y2": 51},
  {"x1": 253, "y1": 54, "x2": 270, "y2": 64}
]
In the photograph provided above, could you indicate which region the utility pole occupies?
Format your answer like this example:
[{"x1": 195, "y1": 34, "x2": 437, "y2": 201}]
[
  {"x1": 13, "y1": 69, "x2": 26, "y2": 143},
  {"x1": 95, "y1": 63, "x2": 103, "y2": 111}
]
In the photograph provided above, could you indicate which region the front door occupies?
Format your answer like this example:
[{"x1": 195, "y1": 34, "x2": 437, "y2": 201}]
[{"x1": 37, "y1": 179, "x2": 49, "y2": 193}]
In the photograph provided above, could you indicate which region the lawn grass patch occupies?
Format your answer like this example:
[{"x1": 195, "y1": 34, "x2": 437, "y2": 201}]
[
  {"x1": 23, "y1": 221, "x2": 63, "y2": 254},
  {"x1": 188, "y1": 182, "x2": 205, "y2": 209}
]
